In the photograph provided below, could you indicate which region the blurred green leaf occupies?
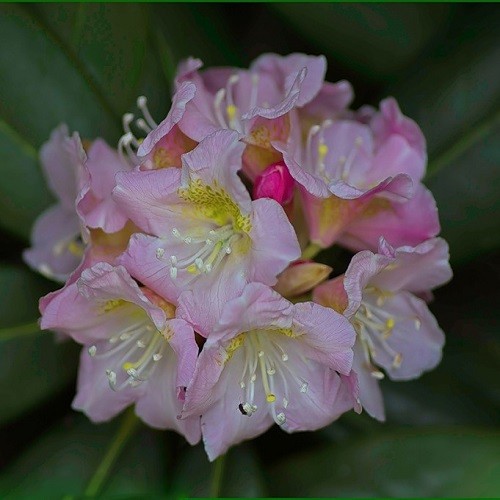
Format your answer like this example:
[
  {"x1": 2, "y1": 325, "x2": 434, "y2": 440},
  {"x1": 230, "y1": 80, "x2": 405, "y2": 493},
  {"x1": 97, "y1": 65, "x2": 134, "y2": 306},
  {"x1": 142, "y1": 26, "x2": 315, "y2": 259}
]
[
  {"x1": 390, "y1": 10, "x2": 500, "y2": 162},
  {"x1": 269, "y1": 428, "x2": 500, "y2": 497},
  {"x1": 0, "y1": 5, "x2": 120, "y2": 148},
  {"x1": 152, "y1": 4, "x2": 242, "y2": 75},
  {"x1": 387, "y1": 11, "x2": 500, "y2": 264},
  {"x1": 426, "y1": 124, "x2": 500, "y2": 264},
  {"x1": 0, "y1": 265, "x2": 78, "y2": 425},
  {"x1": 272, "y1": 4, "x2": 451, "y2": 82},
  {"x1": 30, "y1": 4, "x2": 148, "y2": 118},
  {"x1": 29, "y1": 4, "x2": 170, "y2": 121},
  {"x1": 0, "y1": 415, "x2": 167, "y2": 497},
  {"x1": 172, "y1": 443, "x2": 267, "y2": 497}
]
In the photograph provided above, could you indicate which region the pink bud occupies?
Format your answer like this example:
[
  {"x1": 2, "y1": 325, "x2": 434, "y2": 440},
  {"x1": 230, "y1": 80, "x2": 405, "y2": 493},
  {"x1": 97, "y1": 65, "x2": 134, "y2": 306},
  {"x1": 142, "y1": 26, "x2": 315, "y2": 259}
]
[{"x1": 253, "y1": 162, "x2": 295, "y2": 205}]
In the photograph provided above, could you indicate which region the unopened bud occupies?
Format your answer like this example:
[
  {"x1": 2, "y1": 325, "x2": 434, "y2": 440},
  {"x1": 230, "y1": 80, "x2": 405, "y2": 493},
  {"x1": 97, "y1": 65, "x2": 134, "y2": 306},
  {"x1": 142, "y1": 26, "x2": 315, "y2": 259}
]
[{"x1": 253, "y1": 162, "x2": 295, "y2": 206}]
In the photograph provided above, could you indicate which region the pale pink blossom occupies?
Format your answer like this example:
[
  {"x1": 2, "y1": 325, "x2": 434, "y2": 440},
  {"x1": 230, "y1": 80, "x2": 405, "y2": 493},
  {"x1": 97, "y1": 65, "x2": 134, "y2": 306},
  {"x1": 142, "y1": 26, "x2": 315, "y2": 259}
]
[
  {"x1": 40, "y1": 263, "x2": 201, "y2": 443},
  {"x1": 23, "y1": 124, "x2": 87, "y2": 282},
  {"x1": 313, "y1": 237, "x2": 452, "y2": 420},
  {"x1": 179, "y1": 282, "x2": 358, "y2": 460},
  {"x1": 113, "y1": 130, "x2": 300, "y2": 304}
]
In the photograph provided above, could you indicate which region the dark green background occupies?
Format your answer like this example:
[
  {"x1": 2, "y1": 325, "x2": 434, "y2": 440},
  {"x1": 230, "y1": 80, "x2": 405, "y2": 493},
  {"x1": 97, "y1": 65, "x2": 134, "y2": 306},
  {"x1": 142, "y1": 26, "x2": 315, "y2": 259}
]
[{"x1": 0, "y1": 3, "x2": 498, "y2": 497}]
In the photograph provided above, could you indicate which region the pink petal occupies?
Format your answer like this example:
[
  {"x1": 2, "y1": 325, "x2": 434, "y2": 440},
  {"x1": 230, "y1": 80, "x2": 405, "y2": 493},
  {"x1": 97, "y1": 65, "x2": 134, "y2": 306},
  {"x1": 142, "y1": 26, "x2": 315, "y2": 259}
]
[
  {"x1": 113, "y1": 167, "x2": 182, "y2": 236},
  {"x1": 293, "y1": 301, "x2": 355, "y2": 375},
  {"x1": 72, "y1": 348, "x2": 139, "y2": 422},
  {"x1": 23, "y1": 204, "x2": 81, "y2": 282},
  {"x1": 40, "y1": 124, "x2": 87, "y2": 210},
  {"x1": 368, "y1": 291, "x2": 445, "y2": 380},
  {"x1": 138, "y1": 82, "x2": 197, "y2": 157},
  {"x1": 339, "y1": 183, "x2": 440, "y2": 252},
  {"x1": 371, "y1": 97, "x2": 426, "y2": 164},
  {"x1": 371, "y1": 237, "x2": 452, "y2": 294},
  {"x1": 249, "y1": 198, "x2": 301, "y2": 286},
  {"x1": 352, "y1": 340, "x2": 385, "y2": 421}
]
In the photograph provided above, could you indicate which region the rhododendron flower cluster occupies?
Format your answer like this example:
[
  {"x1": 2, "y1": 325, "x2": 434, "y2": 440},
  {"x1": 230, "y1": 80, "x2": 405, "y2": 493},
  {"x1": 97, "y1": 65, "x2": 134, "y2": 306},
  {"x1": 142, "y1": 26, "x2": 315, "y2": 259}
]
[{"x1": 25, "y1": 53, "x2": 452, "y2": 461}]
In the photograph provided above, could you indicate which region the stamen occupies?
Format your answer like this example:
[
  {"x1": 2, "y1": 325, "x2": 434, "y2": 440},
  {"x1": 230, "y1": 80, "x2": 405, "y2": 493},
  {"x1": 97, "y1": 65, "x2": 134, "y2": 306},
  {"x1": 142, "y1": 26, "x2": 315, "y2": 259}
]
[
  {"x1": 214, "y1": 89, "x2": 228, "y2": 128},
  {"x1": 135, "y1": 118, "x2": 152, "y2": 134},
  {"x1": 106, "y1": 369, "x2": 117, "y2": 389},
  {"x1": 136, "y1": 96, "x2": 158, "y2": 129}
]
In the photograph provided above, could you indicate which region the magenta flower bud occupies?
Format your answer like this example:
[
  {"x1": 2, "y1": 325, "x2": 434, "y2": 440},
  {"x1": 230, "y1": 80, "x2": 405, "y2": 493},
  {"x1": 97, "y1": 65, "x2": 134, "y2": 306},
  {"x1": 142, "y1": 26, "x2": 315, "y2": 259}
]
[{"x1": 253, "y1": 162, "x2": 295, "y2": 205}]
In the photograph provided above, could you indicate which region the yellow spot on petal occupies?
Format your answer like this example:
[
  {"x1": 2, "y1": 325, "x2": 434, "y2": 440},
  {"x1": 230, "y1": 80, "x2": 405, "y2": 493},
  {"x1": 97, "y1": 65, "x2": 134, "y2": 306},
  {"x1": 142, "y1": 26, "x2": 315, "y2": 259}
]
[
  {"x1": 226, "y1": 104, "x2": 237, "y2": 122},
  {"x1": 225, "y1": 333, "x2": 245, "y2": 361},
  {"x1": 318, "y1": 143, "x2": 328, "y2": 160},
  {"x1": 178, "y1": 179, "x2": 252, "y2": 233},
  {"x1": 102, "y1": 299, "x2": 126, "y2": 313},
  {"x1": 186, "y1": 263, "x2": 198, "y2": 274}
]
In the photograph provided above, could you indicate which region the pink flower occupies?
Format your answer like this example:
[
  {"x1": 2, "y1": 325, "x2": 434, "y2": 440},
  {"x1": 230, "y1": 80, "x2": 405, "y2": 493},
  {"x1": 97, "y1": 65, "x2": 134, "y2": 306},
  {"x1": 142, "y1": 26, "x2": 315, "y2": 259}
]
[
  {"x1": 113, "y1": 130, "x2": 300, "y2": 304},
  {"x1": 279, "y1": 97, "x2": 439, "y2": 251},
  {"x1": 175, "y1": 54, "x2": 327, "y2": 180},
  {"x1": 40, "y1": 263, "x2": 201, "y2": 443},
  {"x1": 77, "y1": 138, "x2": 133, "y2": 233},
  {"x1": 178, "y1": 282, "x2": 358, "y2": 460},
  {"x1": 23, "y1": 124, "x2": 87, "y2": 282},
  {"x1": 313, "y1": 237, "x2": 452, "y2": 421}
]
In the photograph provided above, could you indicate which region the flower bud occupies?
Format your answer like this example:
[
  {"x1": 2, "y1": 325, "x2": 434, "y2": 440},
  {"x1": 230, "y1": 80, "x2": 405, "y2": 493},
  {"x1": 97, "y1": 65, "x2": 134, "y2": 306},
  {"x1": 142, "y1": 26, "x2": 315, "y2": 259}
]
[{"x1": 253, "y1": 161, "x2": 295, "y2": 205}]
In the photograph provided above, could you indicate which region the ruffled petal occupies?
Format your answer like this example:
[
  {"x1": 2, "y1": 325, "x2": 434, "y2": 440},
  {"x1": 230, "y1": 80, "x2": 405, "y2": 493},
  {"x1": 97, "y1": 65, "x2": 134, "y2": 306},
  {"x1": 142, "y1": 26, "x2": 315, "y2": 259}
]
[{"x1": 23, "y1": 204, "x2": 81, "y2": 282}]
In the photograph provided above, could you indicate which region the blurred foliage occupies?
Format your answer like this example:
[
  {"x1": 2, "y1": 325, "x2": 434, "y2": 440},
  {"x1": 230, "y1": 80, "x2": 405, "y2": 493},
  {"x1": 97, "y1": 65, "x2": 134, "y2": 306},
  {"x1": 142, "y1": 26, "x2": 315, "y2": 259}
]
[{"x1": 0, "y1": 3, "x2": 498, "y2": 498}]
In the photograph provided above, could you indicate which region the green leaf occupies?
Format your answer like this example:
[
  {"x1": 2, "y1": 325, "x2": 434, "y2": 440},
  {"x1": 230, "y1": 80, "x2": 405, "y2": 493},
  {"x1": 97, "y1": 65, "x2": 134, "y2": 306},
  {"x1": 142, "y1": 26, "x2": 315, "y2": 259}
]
[
  {"x1": 29, "y1": 4, "x2": 158, "y2": 119},
  {"x1": 272, "y1": 4, "x2": 452, "y2": 82},
  {"x1": 0, "y1": 266, "x2": 78, "y2": 425},
  {"x1": 0, "y1": 415, "x2": 167, "y2": 497},
  {"x1": 426, "y1": 123, "x2": 500, "y2": 264},
  {"x1": 268, "y1": 428, "x2": 500, "y2": 497},
  {"x1": 386, "y1": 11, "x2": 500, "y2": 264},
  {"x1": 152, "y1": 4, "x2": 243, "y2": 71},
  {"x1": 0, "y1": 5, "x2": 120, "y2": 148},
  {"x1": 172, "y1": 443, "x2": 267, "y2": 498}
]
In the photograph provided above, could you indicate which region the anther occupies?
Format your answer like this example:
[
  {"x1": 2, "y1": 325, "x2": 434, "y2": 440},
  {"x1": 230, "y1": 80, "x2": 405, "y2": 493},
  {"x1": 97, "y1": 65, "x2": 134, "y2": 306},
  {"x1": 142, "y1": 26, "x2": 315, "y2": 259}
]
[
  {"x1": 153, "y1": 353, "x2": 163, "y2": 362},
  {"x1": 371, "y1": 369, "x2": 384, "y2": 380},
  {"x1": 300, "y1": 382, "x2": 308, "y2": 393},
  {"x1": 106, "y1": 370, "x2": 117, "y2": 388},
  {"x1": 170, "y1": 267, "x2": 178, "y2": 279},
  {"x1": 135, "y1": 118, "x2": 152, "y2": 134},
  {"x1": 392, "y1": 353, "x2": 403, "y2": 368},
  {"x1": 282, "y1": 397, "x2": 289, "y2": 409},
  {"x1": 276, "y1": 412, "x2": 286, "y2": 425},
  {"x1": 155, "y1": 248, "x2": 165, "y2": 259},
  {"x1": 136, "y1": 340, "x2": 146, "y2": 348},
  {"x1": 88, "y1": 345, "x2": 97, "y2": 357}
]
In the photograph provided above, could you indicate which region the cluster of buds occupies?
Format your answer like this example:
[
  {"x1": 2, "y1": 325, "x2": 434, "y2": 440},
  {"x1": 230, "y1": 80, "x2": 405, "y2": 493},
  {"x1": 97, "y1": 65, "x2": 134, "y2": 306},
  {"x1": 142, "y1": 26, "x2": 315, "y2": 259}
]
[{"x1": 25, "y1": 53, "x2": 452, "y2": 460}]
